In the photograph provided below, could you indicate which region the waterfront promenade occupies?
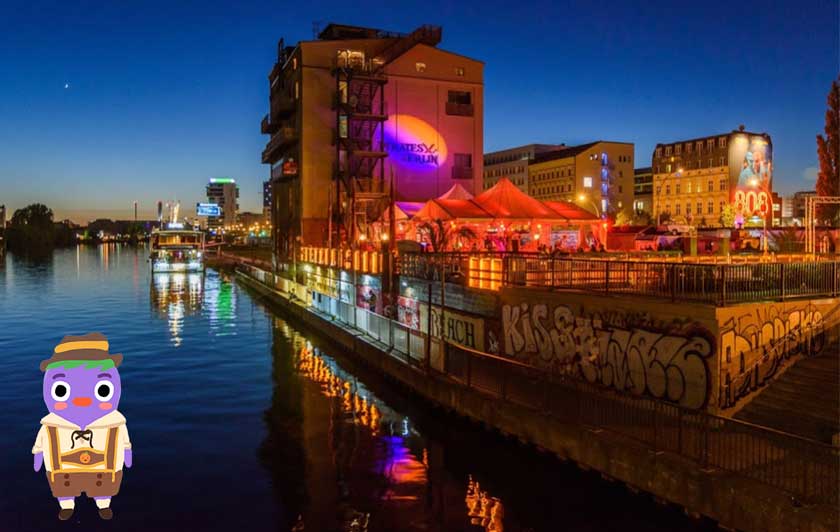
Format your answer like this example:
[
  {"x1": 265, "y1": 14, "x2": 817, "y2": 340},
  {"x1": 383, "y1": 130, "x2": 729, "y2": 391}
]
[{"x1": 229, "y1": 254, "x2": 840, "y2": 532}]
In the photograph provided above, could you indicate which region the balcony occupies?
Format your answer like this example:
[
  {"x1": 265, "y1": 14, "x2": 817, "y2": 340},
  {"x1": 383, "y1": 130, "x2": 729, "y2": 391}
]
[
  {"x1": 260, "y1": 114, "x2": 279, "y2": 135},
  {"x1": 446, "y1": 102, "x2": 474, "y2": 117},
  {"x1": 451, "y1": 166, "x2": 473, "y2": 180},
  {"x1": 269, "y1": 94, "x2": 297, "y2": 119},
  {"x1": 262, "y1": 127, "x2": 298, "y2": 164}
]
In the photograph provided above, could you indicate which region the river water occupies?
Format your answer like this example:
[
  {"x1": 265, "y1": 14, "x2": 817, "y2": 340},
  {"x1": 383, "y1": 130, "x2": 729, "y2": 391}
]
[{"x1": 0, "y1": 245, "x2": 715, "y2": 531}]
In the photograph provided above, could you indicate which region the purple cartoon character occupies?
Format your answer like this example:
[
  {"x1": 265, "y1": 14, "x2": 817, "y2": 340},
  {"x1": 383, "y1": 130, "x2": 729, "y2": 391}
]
[{"x1": 32, "y1": 333, "x2": 132, "y2": 520}]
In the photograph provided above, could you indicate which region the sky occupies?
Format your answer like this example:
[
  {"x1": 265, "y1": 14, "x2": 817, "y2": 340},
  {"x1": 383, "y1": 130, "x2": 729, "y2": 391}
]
[{"x1": 0, "y1": 0, "x2": 837, "y2": 223}]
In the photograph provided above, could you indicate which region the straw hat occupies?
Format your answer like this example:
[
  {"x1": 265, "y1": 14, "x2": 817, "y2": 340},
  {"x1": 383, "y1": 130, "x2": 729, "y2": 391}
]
[{"x1": 40, "y1": 332, "x2": 123, "y2": 372}]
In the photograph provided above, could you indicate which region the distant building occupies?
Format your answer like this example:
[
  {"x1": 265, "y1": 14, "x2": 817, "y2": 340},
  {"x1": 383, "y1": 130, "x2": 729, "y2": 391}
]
[
  {"x1": 238, "y1": 211, "x2": 266, "y2": 228},
  {"x1": 262, "y1": 180, "x2": 272, "y2": 220},
  {"x1": 652, "y1": 127, "x2": 772, "y2": 227},
  {"x1": 206, "y1": 178, "x2": 239, "y2": 230},
  {"x1": 482, "y1": 144, "x2": 565, "y2": 193},
  {"x1": 262, "y1": 23, "x2": 484, "y2": 262},
  {"x1": 527, "y1": 141, "x2": 634, "y2": 219},
  {"x1": 0, "y1": 204, "x2": 5, "y2": 229},
  {"x1": 791, "y1": 190, "x2": 816, "y2": 222},
  {"x1": 633, "y1": 167, "x2": 653, "y2": 214}
]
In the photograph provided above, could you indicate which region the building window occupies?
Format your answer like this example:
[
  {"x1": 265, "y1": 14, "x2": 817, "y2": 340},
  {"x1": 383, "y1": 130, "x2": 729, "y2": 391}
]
[
  {"x1": 686, "y1": 204, "x2": 691, "y2": 215},
  {"x1": 708, "y1": 201, "x2": 714, "y2": 214},
  {"x1": 697, "y1": 201, "x2": 702, "y2": 214},
  {"x1": 675, "y1": 144, "x2": 681, "y2": 155},
  {"x1": 676, "y1": 184, "x2": 681, "y2": 195},
  {"x1": 454, "y1": 67, "x2": 465, "y2": 76},
  {"x1": 446, "y1": 91, "x2": 473, "y2": 116},
  {"x1": 666, "y1": 163, "x2": 672, "y2": 172},
  {"x1": 719, "y1": 156, "x2": 725, "y2": 167},
  {"x1": 666, "y1": 184, "x2": 671, "y2": 195},
  {"x1": 665, "y1": 146, "x2": 672, "y2": 156},
  {"x1": 452, "y1": 153, "x2": 472, "y2": 180},
  {"x1": 720, "y1": 201, "x2": 726, "y2": 213},
  {"x1": 686, "y1": 143, "x2": 693, "y2": 153},
  {"x1": 719, "y1": 179, "x2": 727, "y2": 191},
  {"x1": 707, "y1": 180, "x2": 713, "y2": 191},
  {"x1": 686, "y1": 182, "x2": 692, "y2": 193},
  {"x1": 696, "y1": 141, "x2": 703, "y2": 153},
  {"x1": 707, "y1": 139, "x2": 715, "y2": 150},
  {"x1": 676, "y1": 204, "x2": 681, "y2": 215},
  {"x1": 415, "y1": 62, "x2": 426, "y2": 72},
  {"x1": 719, "y1": 137, "x2": 727, "y2": 148},
  {"x1": 583, "y1": 176, "x2": 593, "y2": 188},
  {"x1": 618, "y1": 185, "x2": 623, "y2": 193},
  {"x1": 708, "y1": 158, "x2": 713, "y2": 168},
  {"x1": 655, "y1": 147, "x2": 662, "y2": 158}
]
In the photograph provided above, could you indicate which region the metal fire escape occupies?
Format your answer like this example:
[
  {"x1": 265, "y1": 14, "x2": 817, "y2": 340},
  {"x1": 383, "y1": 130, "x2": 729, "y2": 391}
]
[{"x1": 331, "y1": 25, "x2": 442, "y2": 246}]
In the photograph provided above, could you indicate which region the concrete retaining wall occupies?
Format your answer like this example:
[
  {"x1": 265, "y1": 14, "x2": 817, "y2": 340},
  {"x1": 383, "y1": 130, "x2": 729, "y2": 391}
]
[{"x1": 236, "y1": 269, "x2": 838, "y2": 532}]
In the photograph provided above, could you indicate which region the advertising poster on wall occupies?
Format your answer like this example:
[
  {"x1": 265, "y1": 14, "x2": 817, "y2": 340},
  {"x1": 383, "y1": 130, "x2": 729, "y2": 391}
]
[{"x1": 728, "y1": 134, "x2": 772, "y2": 218}]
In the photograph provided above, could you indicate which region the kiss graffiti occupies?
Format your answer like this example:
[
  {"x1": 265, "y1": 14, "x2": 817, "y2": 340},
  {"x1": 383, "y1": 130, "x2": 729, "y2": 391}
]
[{"x1": 502, "y1": 303, "x2": 714, "y2": 409}]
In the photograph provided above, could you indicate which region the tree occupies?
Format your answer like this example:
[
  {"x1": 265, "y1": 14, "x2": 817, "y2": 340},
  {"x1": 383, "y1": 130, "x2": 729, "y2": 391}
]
[
  {"x1": 417, "y1": 219, "x2": 477, "y2": 251},
  {"x1": 816, "y1": 76, "x2": 840, "y2": 224},
  {"x1": 719, "y1": 205, "x2": 736, "y2": 228},
  {"x1": 5, "y1": 203, "x2": 56, "y2": 253}
]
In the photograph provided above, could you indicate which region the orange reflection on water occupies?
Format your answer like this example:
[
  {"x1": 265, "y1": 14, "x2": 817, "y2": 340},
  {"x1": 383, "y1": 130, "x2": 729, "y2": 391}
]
[{"x1": 466, "y1": 475, "x2": 504, "y2": 531}]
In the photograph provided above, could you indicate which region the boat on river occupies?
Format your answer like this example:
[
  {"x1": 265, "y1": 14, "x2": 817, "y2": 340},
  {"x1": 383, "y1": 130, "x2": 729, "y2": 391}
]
[{"x1": 150, "y1": 223, "x2": 205, "y2": 272}]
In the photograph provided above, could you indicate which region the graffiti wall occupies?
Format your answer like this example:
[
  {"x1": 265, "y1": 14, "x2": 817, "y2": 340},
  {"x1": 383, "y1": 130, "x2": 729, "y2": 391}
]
[
  {"x1": 717, "y1": 300, "x2": 833, "y2": 410},
  {"x1": 500, "y1": 289, "x2": 717, "y2": 409}
]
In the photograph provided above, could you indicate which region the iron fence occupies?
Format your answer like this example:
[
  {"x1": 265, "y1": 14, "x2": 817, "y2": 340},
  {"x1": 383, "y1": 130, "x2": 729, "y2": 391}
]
[
  {"x1": 444, "y1": 342, "x2": 839, "y2": 507},
  {"x1": 399, "y1": 252, "x2": 840, "y2": 305},
  {"x1": 237, "y1": 264, "x2": 838, "y2": 507}
]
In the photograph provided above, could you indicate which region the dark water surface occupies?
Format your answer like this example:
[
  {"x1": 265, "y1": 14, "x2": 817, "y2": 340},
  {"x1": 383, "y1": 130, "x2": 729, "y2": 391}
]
[{"x1": 0, "y1": 246, "x2": 716, "y2": 531}]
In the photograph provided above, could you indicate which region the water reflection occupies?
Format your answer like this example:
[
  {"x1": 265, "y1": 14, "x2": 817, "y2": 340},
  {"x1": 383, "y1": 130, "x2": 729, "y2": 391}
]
[
  {"x1": 467, "y1": 476, "x2": 505, "y2": 531},
  {"x1": 150, "y1": 272, "x2": 203, "y2": 346},
  {"x1": 205, "y1": 271, "x2": 237, "y2": 335}
]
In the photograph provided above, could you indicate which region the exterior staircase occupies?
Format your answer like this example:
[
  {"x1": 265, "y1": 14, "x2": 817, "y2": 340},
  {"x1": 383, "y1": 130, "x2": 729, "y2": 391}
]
[{"x1": 734, "y1": 344, "x2": 839, "y2": 443}]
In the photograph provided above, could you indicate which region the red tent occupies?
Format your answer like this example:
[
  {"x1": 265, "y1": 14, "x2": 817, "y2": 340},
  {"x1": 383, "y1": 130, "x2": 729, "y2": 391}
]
[{"x1": 474, "y1": 178, "x2": 561, "y2": 219}]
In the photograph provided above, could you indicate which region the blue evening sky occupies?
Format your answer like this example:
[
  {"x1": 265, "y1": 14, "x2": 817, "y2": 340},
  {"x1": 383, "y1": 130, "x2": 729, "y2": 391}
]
[{"x1": 0, "y1": 0, "x2": 837, "y2": 223}]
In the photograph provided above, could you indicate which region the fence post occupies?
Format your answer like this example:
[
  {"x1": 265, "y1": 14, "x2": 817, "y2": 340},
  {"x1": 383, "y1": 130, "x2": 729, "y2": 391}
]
[
  {"x1": 720, "y1": 265, "x2": 727, "y2": 306},
  {"x1": 604, "y1": 261, "x2": 610, "y2": 294},
  {"x1": 780, "y1": 263, "x2": 786, "y2": 300}
]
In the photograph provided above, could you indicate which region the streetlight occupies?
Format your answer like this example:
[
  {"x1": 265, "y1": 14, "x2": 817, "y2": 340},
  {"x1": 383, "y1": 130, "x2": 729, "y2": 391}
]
[
  {"x1": 748, "y1": 177, "x2": 770, "y2": 256},
  {"x1": 577, "y1": 193, "x2": 601, "y2": 217}
]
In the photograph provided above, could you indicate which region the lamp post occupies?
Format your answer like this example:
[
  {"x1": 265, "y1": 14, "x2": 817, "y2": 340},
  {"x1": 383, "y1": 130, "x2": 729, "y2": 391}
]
[
  {"x1": 577, "y1": 193, "x2": 602, "y2": 218},
  {"x1": 748, "y1": 177, "x2": 770, "y2": 256}
]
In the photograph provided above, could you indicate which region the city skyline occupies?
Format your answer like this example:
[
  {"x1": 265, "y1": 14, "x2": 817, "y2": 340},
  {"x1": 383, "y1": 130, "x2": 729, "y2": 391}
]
[{"x1": 1, "y1": 0, "x2": 837, "y2": 223}]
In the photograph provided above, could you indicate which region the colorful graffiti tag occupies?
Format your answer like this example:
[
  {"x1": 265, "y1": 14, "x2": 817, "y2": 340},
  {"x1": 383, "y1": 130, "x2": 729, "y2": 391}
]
[
  {"x1": 719, "y1": 303, "x2": 827, "y2": 409},
  {"x1": 501, "y1": 303, "x2": 715, "y2": 409}
]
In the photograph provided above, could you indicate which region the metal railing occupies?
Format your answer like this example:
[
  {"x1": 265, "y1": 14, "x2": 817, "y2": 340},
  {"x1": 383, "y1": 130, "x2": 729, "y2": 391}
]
[
  {"x1": 444, "y1": 343, "x2": 839, "y2": 507},
  {"x1": 399, "y1": 252, "x2": 840, "y2": 305},
  {"x1": 236, "y1": 263, "x2": 839, "y2": 507}
]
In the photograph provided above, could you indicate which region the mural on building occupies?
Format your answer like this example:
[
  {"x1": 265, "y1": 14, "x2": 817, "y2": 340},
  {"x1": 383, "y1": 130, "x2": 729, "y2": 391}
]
[
  {"x1": 728, "y1": 134, "x2": 772, "y2": 219},
  {"x1": 501, "y1": 302, "x2": 715, "y2": 409},
  {"x1": 719, "y1": 303, "x2": 827, "y2": 409}
]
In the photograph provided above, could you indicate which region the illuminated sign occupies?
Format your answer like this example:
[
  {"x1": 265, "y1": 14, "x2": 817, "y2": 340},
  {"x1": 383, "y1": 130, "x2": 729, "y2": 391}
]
[
  {"x1": 384, "y1": 142, "x2": 440, "y2": 165},
  {"x1": 729, "y1": 134, "x2": 772, "y2": 218},
  {"x1": 384, "y1": 114, "x2": 448, "y2": 170},
  {"x1": 282, "y1": 159, "x2": 298, "y2": 175},
  {"x1": 196, "y1": 203, "x2": 221, "y2": 217},
  {"x1": 210, "y1": 177, "x2": 236, "y2": 184}
]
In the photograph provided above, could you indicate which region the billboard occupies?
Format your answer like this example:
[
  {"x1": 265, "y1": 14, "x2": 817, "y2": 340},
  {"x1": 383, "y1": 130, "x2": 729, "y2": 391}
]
[
  {"x1": 196, "y1": 203, "x2": 221, "y2": 217},
  {"x1": 728, "y1": 134, "x2": 772, "y2": 218}
]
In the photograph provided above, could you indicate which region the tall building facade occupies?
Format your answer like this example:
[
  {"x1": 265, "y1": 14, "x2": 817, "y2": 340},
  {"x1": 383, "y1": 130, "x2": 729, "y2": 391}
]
[
  {"x1": 206, "y1": 178, "x2": 239, "y2": 230},
  {"x1": 482, "y1": 144, "x2": 564, "y2": 192},
  {"x1": 262, "y1": 23, "x2": 484, "y2": 263},
  {"x1": 527, "y1": 141, "x2": 634, "y2": 219},
  {"x1": 262, "y1": 180, "x2": 272, "y2": 219},
  {"x1": 633, "y1": 167, "x2": 653, "y2": 214},
  {"x1": 651, "y1": 127, "x2": 772, "y2": 227}
]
